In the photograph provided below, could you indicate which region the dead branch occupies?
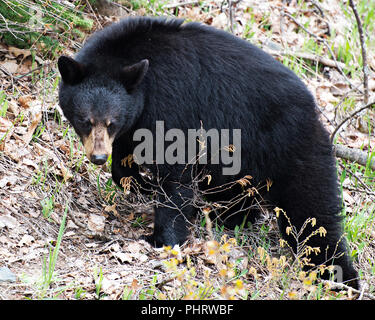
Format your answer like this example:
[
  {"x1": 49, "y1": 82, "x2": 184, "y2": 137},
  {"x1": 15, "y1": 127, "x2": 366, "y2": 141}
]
[
  {"x1": 330, "y1": 99, "x2": 375, "y2": 143},
  {"x1": 163, "y1": 1, "x2": 200, "y2": 9},
  {"x1": 321, "y1": 280, "x2": 375, "y2": 300},
  {"x1": 338, "y1": 162, "x2": 375, "y2": 196},
  {"x1": 308, "y1": 0, "x2": 324, "y2": 17},
  {"x1": 228, "y1": 0, "x2": 241, "y2": 34},
  {"x1": 349, "y1": 0, "x2": 369, "y2": 104},
  {"x1": 334, "y1": 144, "x2": 375, "y2": 172},
  {"x1": 268, "y1": 50, "x2": 346, "y2": 70}
]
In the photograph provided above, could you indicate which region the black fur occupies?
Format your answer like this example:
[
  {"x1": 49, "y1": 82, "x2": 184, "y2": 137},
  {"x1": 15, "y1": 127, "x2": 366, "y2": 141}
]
[{"x1": 58, "y1": 17, "x2": 358, "y2": 288}]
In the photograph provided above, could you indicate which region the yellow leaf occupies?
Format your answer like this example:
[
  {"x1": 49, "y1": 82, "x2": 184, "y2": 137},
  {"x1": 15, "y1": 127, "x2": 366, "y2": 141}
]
[
  {"x1": 266, "y1": 178, "x2": 273, "y2": 191},
  {"x1": 311, "y1": 218, "x2": 316, "y2": 227},
  {"x1": 219, "y1": 269, "x2": 227, "y2": 277},
  {"x1": 288, "y1": 291, "x2": 298, "y2": 300},
  {"x1": 205, "y1": 175, "x2": 212, "y2": 185},
  {"x1": 274, "y1": 207, "x2": 281, "y2": 217},
  {"x1": 318, "y1": 227, "x2": 327, "y2": 237},
  {"x1": 235, "y1": 280, "x2": 244, "y2": 290},
  {"x1": 221, "y1": 242, "x2": 230, "y2": 253},
  {"x1": 286, "y1": 226, "x2": 292, "y2": 235}
]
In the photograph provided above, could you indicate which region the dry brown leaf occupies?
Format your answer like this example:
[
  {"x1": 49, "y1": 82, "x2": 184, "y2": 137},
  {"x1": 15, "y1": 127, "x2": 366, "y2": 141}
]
[
  {"x1": 104, "y1": 203, "x2": 118, "y2": 216},
  {"x1": 18, "y1": 234, "x2": 35, "y2": 247},
  {"x1": 0, "y1": 61, "x2": 18, "y2": 74},
  {"x1": 113, "y1": 251, "x2": 133, "y2": 263},
  {"x1": 8, "y1": 46, "x2": 31, "y2": 58},
  {"x1": 0, "y1": 117, "x2": 13, "y2": 152},
  {"x1": 59, "y1": 164, "x2": 73, "y2": 182},
  {"x1": 0, "y1": 215, "x2": 19, "y2": 229},
  {"x1": 4, "y1": 140, "x2": 30, "y2": 162},
  {"x1": 21, "y1": 158, "x2": 39, "y2": 170},
  {"x1": 211, "y1": 12, "x2": 227, "y2": 29},
  {"x1": 126, "y1": 241, "x2": 143, "y2": 253},
  {"x1": 7, "y1": 99, "x2": 20, "y2": 116},
  {"x1": 87, "y1": 214, "x2": 106, "y2": 233},
  {"x1": 368, "y1": 79, "x2": 375, "y2": 91},
  {"x1": 18, "y1": 96, "x2": 33, "y2": 109},
  {"x1": 0, "y1": 117, "x2": 13, "y2": 133},
  {"x1": 22, "y1": 112, "x2": 42, "y2": 145},
  {"x1": 0, "y1": 175, "x2": 18, "y2": 188}
]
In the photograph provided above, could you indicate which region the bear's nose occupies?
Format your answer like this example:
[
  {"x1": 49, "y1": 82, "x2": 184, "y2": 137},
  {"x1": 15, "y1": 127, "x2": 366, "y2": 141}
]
[{"x1": 91, "y1": 154, "x2": 108, "y2": 165}]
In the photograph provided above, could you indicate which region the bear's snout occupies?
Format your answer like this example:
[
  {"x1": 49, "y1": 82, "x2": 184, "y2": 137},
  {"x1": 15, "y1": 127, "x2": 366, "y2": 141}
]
[{"x1": 90, "y1": 154, "x2": 108, "y2": 165}]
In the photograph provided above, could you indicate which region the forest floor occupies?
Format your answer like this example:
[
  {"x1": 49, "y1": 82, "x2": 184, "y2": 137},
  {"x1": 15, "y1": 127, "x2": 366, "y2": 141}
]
[{"x1": 0, "y1": 0, "x2": 374, "y2": 300}]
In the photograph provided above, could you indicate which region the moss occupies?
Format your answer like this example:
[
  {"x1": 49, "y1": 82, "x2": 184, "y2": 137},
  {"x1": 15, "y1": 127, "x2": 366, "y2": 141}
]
[{"x1": 0, "y1": 0, "x2": 31, "y2": 23}]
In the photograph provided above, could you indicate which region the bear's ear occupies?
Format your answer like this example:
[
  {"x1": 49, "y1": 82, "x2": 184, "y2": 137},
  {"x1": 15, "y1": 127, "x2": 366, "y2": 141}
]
[
  {"x1": 121, "y1": 59, "x2": 149, "y2": 93},
  {"x1": 58, "y1": 56, "x2": 85, "y2": 85}
]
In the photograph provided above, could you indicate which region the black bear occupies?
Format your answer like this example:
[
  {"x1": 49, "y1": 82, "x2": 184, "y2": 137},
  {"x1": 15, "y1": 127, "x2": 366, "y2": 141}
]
[{"x1": 57, "y1": 17, "x2": 358, "y2": 288}]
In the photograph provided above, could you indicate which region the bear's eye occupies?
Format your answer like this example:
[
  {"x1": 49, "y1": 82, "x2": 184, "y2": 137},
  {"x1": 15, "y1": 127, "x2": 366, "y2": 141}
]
[
  {"x1": 107, "y1": 121, "x2": 116, "y2": 133},
  {"x1": 77, "y1": 119, "x2": 92, "y2": 128}
]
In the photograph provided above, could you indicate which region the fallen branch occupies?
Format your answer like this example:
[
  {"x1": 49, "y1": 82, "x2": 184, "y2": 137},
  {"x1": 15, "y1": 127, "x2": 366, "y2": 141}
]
[
  {"x1": 268, "y1": 50, "x2": 346, "y2": 70},
  {"x1": 334, "y1": 144, "x2": 375, "y2": 171},
  {"x1": 321, "y1": 280, "x2": 375, "y2": 300},
  {"x1": 163, "y1": 1, "x2": 200, "y2": 9}
]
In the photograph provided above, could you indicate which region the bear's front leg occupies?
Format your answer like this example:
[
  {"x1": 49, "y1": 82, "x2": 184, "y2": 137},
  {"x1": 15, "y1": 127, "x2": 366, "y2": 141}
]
[{"x1": 142, "y1": 185, "x2": 195, "y2": 247}]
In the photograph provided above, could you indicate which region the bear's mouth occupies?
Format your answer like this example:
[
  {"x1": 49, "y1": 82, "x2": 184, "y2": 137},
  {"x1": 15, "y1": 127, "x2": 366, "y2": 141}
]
[{"x1": 82, "y1": 124, "x2": 114, "y2": 165}]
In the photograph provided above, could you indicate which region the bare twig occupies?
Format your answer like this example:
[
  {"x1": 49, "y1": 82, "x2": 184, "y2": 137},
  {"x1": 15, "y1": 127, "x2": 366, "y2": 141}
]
[
  {"x1": 283, "y1": 12, "x2": 357, "y2": 91},
  {"x1": 330, "y1": 99, "x2": 375, "y2": 143},
  {"x1": 84, "y1": 0, "x2": 103, "y2": 29},
  {"x1": 228, "y1": 1, "x2": 241, "y2": 33},
  {"x1": 308, "y1": 0, "x2": 324, "y2": 17},
  {"x1": 0, "y1": 12, "x2": 23, "y2": 41},
  {"x1": 338, "y1": 163, "x2": 374, "y2": 195},
  {"x1": 358, "y1": 283, "x2": 368, "y2": 300},
  {"x1": 349, "y1": 0, "x2": 369, "y2": 104}
]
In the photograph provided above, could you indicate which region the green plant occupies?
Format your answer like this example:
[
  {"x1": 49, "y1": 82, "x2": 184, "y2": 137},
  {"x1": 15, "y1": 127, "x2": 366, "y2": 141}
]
[
  {"x1": 0, "y1": 0, "x2": 93, "y2": 57},
  {"x1": 40, "y1": 204, "x2": 68, "y2": 296},
  {"x1": 0, "y1": 91, "x2": 9, "y2": 117},
  {"x1": 41, "y1": 196, "x2": 54, "y2": 220},
  {"x1": 93, "y1": 266, "x2": 104, "y2": 299}
]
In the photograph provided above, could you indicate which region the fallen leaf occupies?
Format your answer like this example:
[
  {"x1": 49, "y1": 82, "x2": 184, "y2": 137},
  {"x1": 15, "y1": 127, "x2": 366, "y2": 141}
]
[
  {"x1": 0, "y1": 175, "x2": 18, "y2": 188},
  {"x1": 0, "y1": 215, "x2": 19, "y2": 229},
  {"x1": 18, "y1": 234, "x2": 35, "y2": 247},
  {"x1": 0, "y1": 117, "x2": 13, "y2": 133},
  {"x1": 113, "y1": 251, "x2": 133, "y2": 263},
  {"x1": 104, "y1": 203, "x2": 118, "y2": 216},
  {"x1": 21, "y1": 158, "x2": 39, "y2": 170},
  {"x1": 8, "y1": 46, "x2": 31, "y2": 58},
  {"x1": 211, "y1": 12, "x2": 227, "y2": 29},
  {"x1": 0, "y1": 61, "x2": 18, "y2": 74},
  {"x1": 22, "y1": 112, "x2": 42, "y2": 145},
  {"x1": 18, "y1": 96, "x2": 33, "y2": 109},
  {"x1": 87, "y1": 214, "x2": 106, "y2": 233},
  {"x1": 126, "y1": 241, "x2": 143, "y2": 253}
]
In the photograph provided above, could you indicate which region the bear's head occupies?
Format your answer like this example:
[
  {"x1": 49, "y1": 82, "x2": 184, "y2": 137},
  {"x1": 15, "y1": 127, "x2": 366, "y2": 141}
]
[{"x1": 57, "y1": 56, "x2": 149, "y2": 165}]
